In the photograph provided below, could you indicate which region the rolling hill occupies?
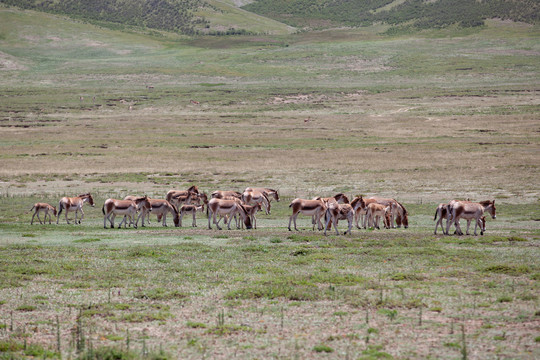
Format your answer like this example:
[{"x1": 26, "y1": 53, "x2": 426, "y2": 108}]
[
  {"x1": 243, "y1": 0, "x2": 539, "y2": 30},
  {"x1": 0, "y1": 0, "x2": 294, "y2": 36},
  {"x1": 1, "y1": 0, "x2": 538, "y2": 37}
]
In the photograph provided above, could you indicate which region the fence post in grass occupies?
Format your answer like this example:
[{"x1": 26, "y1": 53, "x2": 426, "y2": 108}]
[
  {"x1": 76, "y1": 308, "x2": 85, "y2": 354},
  {"x1": 218, "y1": 309, "x2": 225, "y2": 327},
  {"x1": 418, "y1": 304, "x2": 423, "y2": 326},
  {"x1": 142, "y1": 338, "x2": 147, "y2": 358},
  {"x1": 365, "y1": 327, "x2": 370, "y2": 345},
  {"x1": 88, "y1": 337, "x2": 93, "y2": 360},
  {"x1": 280, "y1": 307, "x2": 284, "y2": 331},
  {"x1": 126, "y1": 328, "x2": 130, "y2": 352},
  {"x1": 56, "y1": 315, "x2": 61, "y2": 355},
  {"x1": 461, "y1": 324, "x2": 467, "y2": 360},
  {"x1": 10, "y1": 310, "x2": 13, "y2": 331},
  {"x1": 365, "y1": 307, "x2": 369, "y2": 325}
]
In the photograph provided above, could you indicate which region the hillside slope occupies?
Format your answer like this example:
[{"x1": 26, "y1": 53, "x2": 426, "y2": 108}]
[
  {"x1": 0, "y1": 0, "x2": 294, "y2": 36},
  {"x1": 194, "y1": 0, "x2": 295, "y2": 35},
  {"x1": 243, "y1": 0, "x2": 540, "y2": 29}
]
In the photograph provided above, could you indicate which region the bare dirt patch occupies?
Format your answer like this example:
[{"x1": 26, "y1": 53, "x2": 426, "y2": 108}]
[{"x1": 0, "y1": 51, "x2": 27, "y2": 70}]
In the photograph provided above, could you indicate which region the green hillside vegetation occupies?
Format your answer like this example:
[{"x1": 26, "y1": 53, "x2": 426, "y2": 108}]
[
  {"x1": 243, "y1": 0, "x2": 539, "y2": 30},
  {"x1": 194, "y1": 0, "x2": 295, "y2": 35},
  {"x1": 3, "y1": 0, "x2": 537, "y2": 36},
  {"x1": 0, "y1": 0, "x2": 294, "y2": 36},
  {"x1": 0, "y1": 0, "x2": 208, "y2": 35}
]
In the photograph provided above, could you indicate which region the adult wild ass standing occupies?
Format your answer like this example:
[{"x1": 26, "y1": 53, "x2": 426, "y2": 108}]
[
  {"x1": 193, "y1": 192, "x2": 208, "y2": 207},
  {"x1": 146, "y1": 199, "x2": 180, "y2": 227},
  {"x1": 366, "y1": 197, "x2": 408, "y2": 229},
  {"x1": 57, "y1": 193, "x2": 95, "y2": 224},
  {"x1": 207, "y1": 198, "x2": 252, "y2": 230},
  {"x1": 240, "y1": 203, "x2": 262, "y2": 229},
  {"x1": 242, "y1": 189, "x2": 271, "y2": 214},
  {"x1": 351, "y1": 196, "x2": 377, "y2": 229},
  {"x1": 245, "y1": 187, "x2": 280, "y2": 202},
  {"x1": 167, "y1": 192, "x2": 193, "y2": 212},
  {"x1": 313, "y1": 193, "x2": 350, "y2": 230},
  {"x1": 433, "y1": 202, "x2": 478, "y2": 235},
  {"x1": 29, "y1": 203, "x2": 57, "y2": 225},
  {"x1": 102, "y1": 196, "x2": 151, "y2": 229},
  {"x1": 433, "y1": 203, "x2": 450, "y2": 235},
  {"x1": 166, "y1": 186, "x2": 199, "y2": 203},
  {"x1": 446, "y1": 200, "x2": 495, "y2": 236},
  {"x1": 123, "y1": 195, "x2": 152, "y2": 227},
  {"x1": 324, "y1": 202, "x2": 357, "y2": 235},
  {"x1": 288, "y1": 198, "x2": 327, "y2": 231},
  {"x1": 211, "y1": 190, "x2": 242, "y2": 199}
]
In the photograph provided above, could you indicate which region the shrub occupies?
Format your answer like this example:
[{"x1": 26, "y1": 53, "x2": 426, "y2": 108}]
[
  {"x1": 313, "y1": 344, "x2": 334, "y2": 353},
  {"x1": 483, "y1": 264, "x2": 530, "y2": 276}
]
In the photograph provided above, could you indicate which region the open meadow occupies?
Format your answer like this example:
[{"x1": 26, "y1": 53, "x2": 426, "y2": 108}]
[{"x1": 0, "y1": 7, "x2": 539, "y2": 359}]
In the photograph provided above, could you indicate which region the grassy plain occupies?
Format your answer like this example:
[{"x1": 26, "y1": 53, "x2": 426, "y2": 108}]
[{"x1": 0, "y1": 7, "x2": 539, "y2": 359}]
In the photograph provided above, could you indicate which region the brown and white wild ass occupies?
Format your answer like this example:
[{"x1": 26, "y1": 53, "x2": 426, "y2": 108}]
[
  {"x1": 245, "y1": 187, "x2": 280, "y2": 202},
  {"x1": 241, "y1": 203, "x2": 262, "y2": 229},
  {"x1": 57, "y1": 193, "x2": 95, "y2": 224},
  {"x1": 145, "y1": 199, "x2": 180, "y2": 227},
  {"x1": 211, "y1": 190, "x2": 242, "y2": 199},
  {"x1": 324, "y1": 202, "x2": 355, "y2": 235},
  {"x1": 168, "y1": 192, "x2": 193, "y2": 211},
  {"x1": 351, "y1": 196, "x2": 377, "y2": 229},
  {"x1": 166, "y1": 186, "x2": 198, "y2": 207},
  {"x1": 365, "y1": 197, "x2": 409, "y2": 229},
  {"x1": 313, "y1": 193, "x2": 350, "y2": 230},
  {"x1": 193, "y1": 192, "x2": 209, "y2": 206},
  {"x1": 242, "y1": 189, "x2": 271, "y2": 214},
  {"x1": 288, "y1": 198, "x2": 327, "y2": 231},
  {"x1": 433, "y1": 203, "x2": 450, "y2": 235},
  {"x1": 123, "y1": 195, "x2": 152, "y2": 227},
  {"x1": 167, "y1": 185, "x2": 199, "y2": 198},
  {"x1": 179, "y1": 204, "x2": 205, "y2": 227},
  {"x1": 29, "y1": 203, "x2": 57, "y2": 225},
  {"x1": 102, "y1": 196, "x2": 151, "y2": 229},
  {"x1": 207, "y1": 198, "x2": 252, "y2": 230},
  {"x1": 433, "y1": 203, "x2": 479, "y2": 235},
  {"x1": 215, "y1": 196, "x2": 260, "y2": 229},
  {"x1": 446, "y1": 200, "x2": 495, "y2": 236},
  {"x1": 366, "y1": 203, "x2": 392, "y2": 229}
]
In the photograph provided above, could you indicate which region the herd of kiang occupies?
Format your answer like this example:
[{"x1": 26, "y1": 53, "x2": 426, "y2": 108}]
[{"x1": 29, "y1": 185, "x2": 496, "y2": 236}]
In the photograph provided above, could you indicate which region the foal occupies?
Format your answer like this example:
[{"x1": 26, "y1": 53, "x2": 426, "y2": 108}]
[
  {"x1": 30, "y1": 203, "x2": 57, "y2": 225},
  {"x1": 179, "y1": 204, "x2": 205, "y2": 227},
  {"x1": 366, "y1": 203, "x2": 391, "y2": 229}
]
